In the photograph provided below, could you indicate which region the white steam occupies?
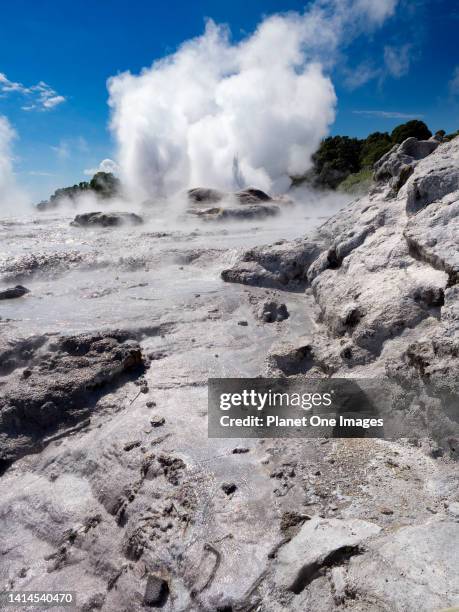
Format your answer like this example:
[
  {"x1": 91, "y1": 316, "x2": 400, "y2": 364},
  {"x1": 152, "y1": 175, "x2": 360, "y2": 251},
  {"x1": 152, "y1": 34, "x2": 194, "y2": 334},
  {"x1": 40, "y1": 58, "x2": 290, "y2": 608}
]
[
  {"x1": 0, "y1": 116, "x2": 29, "y2": 215},
  {"x1": 108, "y1": 0, "x2": 398, "y2": 201}
]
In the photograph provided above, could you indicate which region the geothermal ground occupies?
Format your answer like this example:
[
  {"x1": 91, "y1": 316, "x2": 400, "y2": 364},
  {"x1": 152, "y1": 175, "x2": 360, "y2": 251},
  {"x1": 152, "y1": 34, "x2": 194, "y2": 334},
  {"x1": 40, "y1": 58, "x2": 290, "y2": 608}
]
[{"x1": 0, "y1": 140, "x2": 458, "y2": 612}]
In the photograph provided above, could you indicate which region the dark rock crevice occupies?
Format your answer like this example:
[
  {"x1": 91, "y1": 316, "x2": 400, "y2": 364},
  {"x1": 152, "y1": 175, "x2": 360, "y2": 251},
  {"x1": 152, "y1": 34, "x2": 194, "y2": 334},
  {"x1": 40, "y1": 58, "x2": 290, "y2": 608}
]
[{"x1": 290, "y1": 545, "x2": 364, "y2": 594}]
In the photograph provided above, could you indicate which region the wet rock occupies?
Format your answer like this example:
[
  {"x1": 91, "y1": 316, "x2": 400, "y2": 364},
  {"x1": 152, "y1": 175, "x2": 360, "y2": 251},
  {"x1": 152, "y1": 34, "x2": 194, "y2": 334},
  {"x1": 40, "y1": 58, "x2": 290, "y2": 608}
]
[
  {"x1": 273, "y1": 516, "x2": 381, "y2": 593},
  {"x1": 0, "y1": 285, "x2": 30, "y2": 300},
  {"x1": 235, "y1": 188, "x2": 272, "y2": 204},
  {"x1": 190, "y1": 203, "x2": 280, "y2": 221},
  {"x1": 143, "y1": 574, "x2": 169, "y2": 607},
  {"x1": 258, "y1": 301, "x2": 289, "y2": 323},
  {"x1": 71, "y1": 211, "x2": 143, "y2": 228},
  {"x1": 187, "y1": 186, "x2": 272, "y2": 207}
]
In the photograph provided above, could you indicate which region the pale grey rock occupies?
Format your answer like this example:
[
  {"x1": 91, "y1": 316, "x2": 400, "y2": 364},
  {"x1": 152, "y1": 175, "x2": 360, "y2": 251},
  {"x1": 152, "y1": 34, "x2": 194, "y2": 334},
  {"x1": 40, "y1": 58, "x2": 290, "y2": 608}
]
[
  {"x1": 346, "y1": 520, "x2": 459, "y2": 612},
  {"x1": 404, "y1": 194, "x2": 459, "y2": 284},
  {"x1": 446, "y1": 502, "x2": 459, "y2": 517},
  {"x1": 401, "y1": 136, "x2": 459, "y2": 214},
  {"x1": 406, "y1": 168, "x2": 459, "y2": 214},
  {"x1": 273, "y1": 516, "x2": 381, "y2": 593},
  {"x1": 222, "y1": 239, "x2": 323, "y2": 289},
  {"x1": 374, "y1": 137, "x2": 439, "y2": 186}
]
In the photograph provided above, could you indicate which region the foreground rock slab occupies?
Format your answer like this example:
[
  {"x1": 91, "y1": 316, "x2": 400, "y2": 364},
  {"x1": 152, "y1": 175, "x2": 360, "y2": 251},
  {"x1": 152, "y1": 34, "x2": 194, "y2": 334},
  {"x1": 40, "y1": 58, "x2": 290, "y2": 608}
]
[
  {"x1": 347, "y1": 520, "x2": 459, "y2": 611},
  {"x1": 273, "y1": 516, "x2": 381, "y2": 593},
  {"x1": 0, "y1": 332, "x2": 144, "y2": 470}
]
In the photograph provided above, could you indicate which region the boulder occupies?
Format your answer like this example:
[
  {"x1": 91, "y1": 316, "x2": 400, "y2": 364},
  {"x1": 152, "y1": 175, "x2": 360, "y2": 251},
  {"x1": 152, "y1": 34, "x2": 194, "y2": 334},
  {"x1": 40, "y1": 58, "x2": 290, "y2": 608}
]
[
  {"x1": 374, "y1": 137, "x2": 439, "y2": 190},
  {"x1": 187, "y1": 187, "x2": 224, "y2": 205},
  {"x1": 71, "y1": 212, "x2": 143, "y2": 227},
  {"x1": 189, "y1": 204, "x2": 279, "y2": 222},
  {"x1": 0, "y1": 285, "x2": 30, "y2": 300},
  {"x1": 235, "y1": 188, "x2": 272, "y2": 204},
  {"x1": 222, "y1": 239, "x2": 323, "y2": 289}
]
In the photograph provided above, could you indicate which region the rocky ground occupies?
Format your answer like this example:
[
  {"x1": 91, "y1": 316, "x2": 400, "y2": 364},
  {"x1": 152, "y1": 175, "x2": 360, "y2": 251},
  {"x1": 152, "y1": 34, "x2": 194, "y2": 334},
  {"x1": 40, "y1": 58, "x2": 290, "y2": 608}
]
[{"x1": 0, "y1": 140, "x2": 458, "y2": 611}]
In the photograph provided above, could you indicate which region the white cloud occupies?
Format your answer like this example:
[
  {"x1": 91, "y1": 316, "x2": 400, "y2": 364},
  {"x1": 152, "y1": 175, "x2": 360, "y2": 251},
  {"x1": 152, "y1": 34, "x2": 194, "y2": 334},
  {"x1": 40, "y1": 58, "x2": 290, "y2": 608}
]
[
  {"x1": 353, "y1": 0, "x2": 398, "y2": 24},
  {"x1": 0, "y1": 115, "x2": 29, "y2": 214},
  {"x1": 51, "y1": 141, "x2": 70, "y2": 160},
  {"x1": 343, "y1": 62, "x2": 381, "y2": 89},
  {"x1": 107, "y1": 0, "x2": 399, "y2": 200},
  {"x1": 449, "y1": 66, "x2": 459, "y2": 96},
  {"x1": 353, "y1": 110, "x2": 423, "y2": 119},
  {"x1": 0, "y1": 72, "x2": 66, "y2": 111},
  {"x1": 84, "y1": 158, "x2": 119, "y2": 176},
  {"x1": 51, "y1": 137, "x2": 87, "y2": 161},
  {"x1": 28, "y1": 170, "x2": 55, "y2": 177},
  {"x1": 383, "y1": 44, "x2": 412, "y2": 78},
  {"x1": 42, "y1": 95, "x2": 66, "y2": 109}
]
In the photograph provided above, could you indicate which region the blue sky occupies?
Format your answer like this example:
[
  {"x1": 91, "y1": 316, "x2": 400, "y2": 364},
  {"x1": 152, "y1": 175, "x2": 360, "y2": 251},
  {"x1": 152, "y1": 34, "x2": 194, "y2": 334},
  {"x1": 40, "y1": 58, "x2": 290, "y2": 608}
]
[{"x1": 1, "y1": 0, "x2": 458, "y2": 200}]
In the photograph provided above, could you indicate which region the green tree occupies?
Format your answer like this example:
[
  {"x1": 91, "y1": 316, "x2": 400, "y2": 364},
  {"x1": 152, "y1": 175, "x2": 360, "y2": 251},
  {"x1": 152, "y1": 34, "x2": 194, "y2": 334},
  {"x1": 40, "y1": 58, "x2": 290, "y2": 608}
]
[
  {"x1": 359, "y1": 132, "x2": 393, "y2": 167},
  {"x1": 311, "y1": 136, "x2": 363, "y2": 188},
  {"x1": 89, "y1": 172, "x2": 121, "y2": 198},
  {"x1": 391, "y1": 120, "x2": 432, "y2": 144}
]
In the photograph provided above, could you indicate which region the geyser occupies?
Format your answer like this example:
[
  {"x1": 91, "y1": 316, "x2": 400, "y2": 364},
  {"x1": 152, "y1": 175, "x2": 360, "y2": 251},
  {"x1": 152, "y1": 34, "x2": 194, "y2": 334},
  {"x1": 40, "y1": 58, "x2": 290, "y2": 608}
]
[{"x1": 108, "y1": 0, "x2": 399, "y2": 201}]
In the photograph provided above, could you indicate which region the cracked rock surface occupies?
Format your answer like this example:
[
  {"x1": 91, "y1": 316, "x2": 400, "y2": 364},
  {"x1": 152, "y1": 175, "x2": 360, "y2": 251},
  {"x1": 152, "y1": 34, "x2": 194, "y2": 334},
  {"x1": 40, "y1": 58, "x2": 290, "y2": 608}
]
[{"x1": 0, "y1": 138, "x2": 458, "y2": 612}]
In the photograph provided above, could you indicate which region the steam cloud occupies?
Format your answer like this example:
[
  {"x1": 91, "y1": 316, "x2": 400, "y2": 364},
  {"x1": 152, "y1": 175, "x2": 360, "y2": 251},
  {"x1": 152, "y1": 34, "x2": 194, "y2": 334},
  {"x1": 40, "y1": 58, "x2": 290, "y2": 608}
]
[
  {"x1": 0, "y1": 116, "x2": 28, "y2": 215},
  {"x1": 108, "y1": 0, "x2": 398, "y2": 200}
]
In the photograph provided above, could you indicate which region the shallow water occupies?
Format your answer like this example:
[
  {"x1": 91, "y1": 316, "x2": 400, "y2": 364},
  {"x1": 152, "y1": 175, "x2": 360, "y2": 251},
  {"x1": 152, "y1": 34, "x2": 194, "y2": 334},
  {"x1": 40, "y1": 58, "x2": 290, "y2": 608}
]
[{"x1": 0, "y1": 201, "x2": 340, "y2": 336}]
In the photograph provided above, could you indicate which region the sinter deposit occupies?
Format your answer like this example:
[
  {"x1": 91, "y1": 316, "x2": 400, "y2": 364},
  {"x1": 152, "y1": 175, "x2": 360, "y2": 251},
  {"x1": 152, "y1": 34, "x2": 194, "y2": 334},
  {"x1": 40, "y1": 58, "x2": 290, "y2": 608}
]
[{"x1": 0, "y1": 138, "x2": 458, "y2": 611}]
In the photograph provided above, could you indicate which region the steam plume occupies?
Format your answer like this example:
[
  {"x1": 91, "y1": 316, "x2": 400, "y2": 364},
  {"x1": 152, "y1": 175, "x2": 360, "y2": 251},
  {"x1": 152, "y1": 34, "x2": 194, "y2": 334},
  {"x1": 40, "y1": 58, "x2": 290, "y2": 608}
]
[
  {"x1": 0, "y1": 116, "x2": 28, "y2": 215},
  {"x1": 108, "y1": 0, "x2": 398, "y2": 200}
]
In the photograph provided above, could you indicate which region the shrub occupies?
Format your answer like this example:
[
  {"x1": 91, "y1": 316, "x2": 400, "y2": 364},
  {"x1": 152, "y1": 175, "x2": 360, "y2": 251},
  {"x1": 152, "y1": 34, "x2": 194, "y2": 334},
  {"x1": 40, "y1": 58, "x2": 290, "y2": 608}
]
[{"x1": 337, "y1": 168, "x2": 374, "y2": 194}]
